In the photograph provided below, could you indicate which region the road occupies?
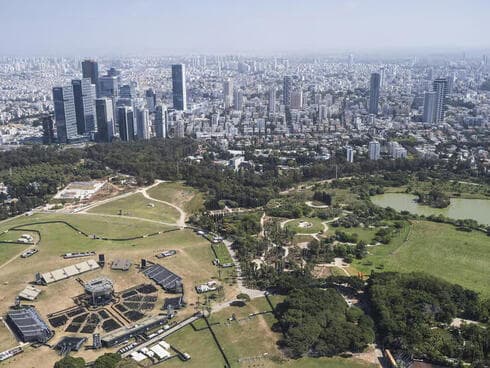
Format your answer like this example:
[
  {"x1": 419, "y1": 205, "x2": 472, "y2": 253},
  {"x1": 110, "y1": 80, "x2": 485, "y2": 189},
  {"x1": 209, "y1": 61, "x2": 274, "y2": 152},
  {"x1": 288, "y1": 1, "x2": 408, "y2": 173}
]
[{"x1": 121, "y1": 314, "x2": 202, "y2": 358}]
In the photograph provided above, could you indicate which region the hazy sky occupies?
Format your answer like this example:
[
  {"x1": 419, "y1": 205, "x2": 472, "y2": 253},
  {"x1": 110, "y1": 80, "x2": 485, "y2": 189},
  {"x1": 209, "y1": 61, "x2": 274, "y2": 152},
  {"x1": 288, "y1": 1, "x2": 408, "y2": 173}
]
[{"x1": 1, "y1": 0, "x2": 489, "y2": 56}]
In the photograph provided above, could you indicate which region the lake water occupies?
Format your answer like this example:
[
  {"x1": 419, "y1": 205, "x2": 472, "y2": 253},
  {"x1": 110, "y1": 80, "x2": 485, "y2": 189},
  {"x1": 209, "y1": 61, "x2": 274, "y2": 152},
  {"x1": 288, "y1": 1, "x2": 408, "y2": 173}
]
[{"x1": 371, "y1": 193, "x2": 490, "y2": 226}]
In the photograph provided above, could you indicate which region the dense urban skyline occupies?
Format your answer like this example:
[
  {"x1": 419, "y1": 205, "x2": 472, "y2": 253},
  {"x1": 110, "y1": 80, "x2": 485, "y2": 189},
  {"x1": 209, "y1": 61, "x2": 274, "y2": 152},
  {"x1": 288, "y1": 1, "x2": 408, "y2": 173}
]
[{"x1": 1, "y1": 0, "x2": 490, "y2": 56}]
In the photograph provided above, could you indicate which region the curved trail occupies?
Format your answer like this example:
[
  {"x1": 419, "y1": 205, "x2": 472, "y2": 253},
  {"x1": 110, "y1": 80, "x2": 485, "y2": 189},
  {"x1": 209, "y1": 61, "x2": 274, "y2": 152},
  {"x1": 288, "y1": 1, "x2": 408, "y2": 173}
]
[
  {"x1": 78, "y1": 180, "x2": 187, "y2": 228},
  {"x1": 141, "y1": 181, "x2": 187, "y2": 227}
]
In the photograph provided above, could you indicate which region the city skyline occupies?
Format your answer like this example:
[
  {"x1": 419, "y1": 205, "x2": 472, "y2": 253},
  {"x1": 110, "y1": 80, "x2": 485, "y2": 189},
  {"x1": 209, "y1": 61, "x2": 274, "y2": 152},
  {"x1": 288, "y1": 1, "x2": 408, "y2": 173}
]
[{"x1": 1, "y1": 0, "x2": 490, "y2": 56}]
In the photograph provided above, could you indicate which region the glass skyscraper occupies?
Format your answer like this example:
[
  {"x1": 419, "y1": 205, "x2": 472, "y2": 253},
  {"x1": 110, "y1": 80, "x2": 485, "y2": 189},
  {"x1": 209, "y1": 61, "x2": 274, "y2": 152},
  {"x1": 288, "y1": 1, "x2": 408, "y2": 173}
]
[
  {"x1": 368, "y1": 73, "x2": 381, "y2": 115},
  {"x1": 72, "y1": 78, "x2": 96, "y2": 134},
  {"x1": 53, "y1": 85, "x2": 77, "y2": 143},
  {"x1": 172, "y1": 64, "x2": 187, "y2": 111}
]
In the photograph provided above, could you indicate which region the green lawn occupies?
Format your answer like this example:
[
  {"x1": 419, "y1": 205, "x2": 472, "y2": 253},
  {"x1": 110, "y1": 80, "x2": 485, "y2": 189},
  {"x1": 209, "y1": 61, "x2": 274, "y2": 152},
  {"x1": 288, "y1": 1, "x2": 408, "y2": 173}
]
[
  {"x1": 212, "y1": 242, "x2": 233, "y2": 264},
  {"x1": 0, "y1": 242, "x2": 30, "y2": 265},
  {"x1": 354, "y1": 221, "x2": 490, "y2": 296},
  {"x1": 163, "y1": 296, "x2": 376, "y2": 368},
  {"x1": 147, "y1": 181, "x2": 204, "y2": 215},
  {"x1": 327, "y1": 226, "x2": 377, "y2": 243},
  {"x1": 88, "y1": 193, "x2": 180, "y2": 223},
  {"x1": 163, "y1": 325, "x2": 227, "y2": 368},
  {"x1": 286, "y1": 217, "x2": 324, "y2": 234}
]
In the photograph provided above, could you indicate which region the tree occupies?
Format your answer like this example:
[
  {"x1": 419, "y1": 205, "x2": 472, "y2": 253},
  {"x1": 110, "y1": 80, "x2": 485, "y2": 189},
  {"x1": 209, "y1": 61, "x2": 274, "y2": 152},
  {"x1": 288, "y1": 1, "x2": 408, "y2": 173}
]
[
  {"x1": 54, "y1": 356, "x2": 86, "y2": 368},
  {"x1": 93, "y1": 353, "x2": 122, "y2": 368}
]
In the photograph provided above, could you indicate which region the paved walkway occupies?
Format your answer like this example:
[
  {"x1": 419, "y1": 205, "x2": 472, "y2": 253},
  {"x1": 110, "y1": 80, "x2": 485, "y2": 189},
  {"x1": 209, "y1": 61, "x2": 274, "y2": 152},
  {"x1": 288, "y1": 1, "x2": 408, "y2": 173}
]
[{"x1": 221, "y1": 240, "x2": 266, "y2": 302}]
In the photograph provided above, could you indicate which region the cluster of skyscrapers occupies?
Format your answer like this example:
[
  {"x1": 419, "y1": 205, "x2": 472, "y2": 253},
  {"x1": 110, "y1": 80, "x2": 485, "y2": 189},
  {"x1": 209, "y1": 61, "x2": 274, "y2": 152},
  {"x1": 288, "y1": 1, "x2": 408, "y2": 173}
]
[{"x1": 51, "y1": 60, "x2": 187, "y2": 144}]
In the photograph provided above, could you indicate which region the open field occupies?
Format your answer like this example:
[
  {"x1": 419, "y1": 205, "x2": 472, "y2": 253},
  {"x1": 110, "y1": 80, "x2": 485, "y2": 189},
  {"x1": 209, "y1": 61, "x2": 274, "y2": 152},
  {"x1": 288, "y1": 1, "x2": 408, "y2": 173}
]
[
  {"x1": 286, "y1": 217, "x2": 324, "y2": 234},
  {"x1": 147, "y1": 182, "x2": 204, "y2": 216},
  {"x1": 327, "y1": 226, "x2": 377, "y2": 243},
  {"x1": 212, "y1": 242, "x2": 234, "y2": 264},
  {"x1": 354, "y1": 221, "x2": 490, "y2": 296},
  {"x1": 87, "y1": 192, "x2": 180, "y2": 223},
  {"x1": 0, "y1": 207, "x2": 231, "y2": 366},
  {"x1": 163, "y1": 296, "x2": 377, "y2": 368}
]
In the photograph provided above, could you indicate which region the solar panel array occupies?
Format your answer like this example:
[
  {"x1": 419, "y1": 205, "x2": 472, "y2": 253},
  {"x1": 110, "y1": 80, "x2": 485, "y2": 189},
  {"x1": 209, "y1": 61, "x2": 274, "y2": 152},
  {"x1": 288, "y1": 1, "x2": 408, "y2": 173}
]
[
  {"x1": 143, "y1": 264, "x2": 182, "y2": 291},
  {"x1": 7, "y1": 307, "x2": 53, "y2": 343}
]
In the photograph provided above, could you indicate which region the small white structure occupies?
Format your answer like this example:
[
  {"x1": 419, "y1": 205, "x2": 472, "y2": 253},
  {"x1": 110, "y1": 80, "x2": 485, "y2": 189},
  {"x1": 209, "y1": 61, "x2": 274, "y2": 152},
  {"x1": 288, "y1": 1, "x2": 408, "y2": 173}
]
[
  {"x1": 18, "y1": 285, "x2": 42, "y2": 301},
  {"x1": 150, "y1": 343, "x2": 171, "y2": 360},
  {"x1": 37, "y1": 259, "x2": 100, "y2": 284},
  {"x1": 54, "y1": 181, "x2": 106, "y2": 200},
  {"x1": 130, "y1": 351, "x2": 147, "y2": 362},
  {"x1": 196, "y1": 280, "x2": 219, "y2": 293}
]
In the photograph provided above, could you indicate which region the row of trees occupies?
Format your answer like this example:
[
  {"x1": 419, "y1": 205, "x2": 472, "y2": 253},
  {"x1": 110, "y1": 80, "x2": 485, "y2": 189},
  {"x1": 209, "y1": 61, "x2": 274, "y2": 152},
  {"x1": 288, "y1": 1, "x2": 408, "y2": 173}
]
[{"x1": 54, "y1": 353, "x2": 136, "y2": 368}]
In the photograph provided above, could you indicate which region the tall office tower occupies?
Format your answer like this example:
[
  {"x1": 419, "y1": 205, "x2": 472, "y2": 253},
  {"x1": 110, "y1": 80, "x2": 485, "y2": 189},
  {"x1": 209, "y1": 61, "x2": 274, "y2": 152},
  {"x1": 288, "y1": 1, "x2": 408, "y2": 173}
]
[
  {"x1": 155, "y1": 105, "x2": 167, "y2": 138},
  {"x1": 53, "y1": 85, "x2": 77, "y2": 143},
  {"x1": 95, "y1": 98, "x2": 115, "y2": 143},
  {"x1": 283, "y1": 76, "x2": 292, "y2": 106},
  {"x1": 346, "y1": 146, "x2": 354, "y2": 163},
  {"x1": 379, "y1": 67, "x2": 385, "y2": 88},
  {"x1": 72, "y1": 78, "x2": 96, "y2": 134},
  {"x1": 172, "y1": 64, "x2": 187, "y2": 111},
  {"x1": 223, "y1": 79, "x2": 233, "y2": 108},
  {"x1": 117, "y1": 106, "x2": 135, "y2": 142},
  {"x1": 81, "y1": 60, "x2": 99, "y2": 87},
  {"x1": 291, "y1": 90, "x2": 303, "y2": 110},
  {"x1": 433, "y1": 78, "x2": 448, "y2": 123},
  {"x1": 99, "y1": 76, "x2": 119, "y2": 98},
  {"x1": 234, "y1": 90, "x2": 243, "y2": 110},
  {"x1": 368, "y1": 140, "x2": 381, "y2": 160},
  {"x1": 268, "y1": 87, "x2": 276, "y2": 114},
  {"x1": 136, "y1": 107, "x2": 150, "y2": 140},
  {"x1": 368, "y1": 73, "x2": 381, "y2": 115},
  {"x1": 145, "y1": 88, "x2": 156, "y2": 112},
  {"x1": 423, "y1": 91, "x2": 437, "y2": 124},
  {"x1": 42, "y1": 116, "x2": 55, "y2": 144},
  {"x1": 119, "y1": 84, "x2": 136, "y2": 99}
]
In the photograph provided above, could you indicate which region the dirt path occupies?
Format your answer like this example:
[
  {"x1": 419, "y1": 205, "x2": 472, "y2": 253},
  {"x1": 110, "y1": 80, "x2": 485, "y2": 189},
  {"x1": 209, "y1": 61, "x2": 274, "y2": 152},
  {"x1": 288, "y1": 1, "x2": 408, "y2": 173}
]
[
  {"x1": 305, "y1": 201, "x2": 329, "y2": 209},
  {"x1": 77, "y1": 212, "x2": 179, "y2": 228},
  {"x1": 141, "y1": 181, "x2": 187, "y2": 228},
  {"x1": 76, "y1": 180, "x2": 187, "y2": 228},
  {"x1": 259, "y1": 212, "x2": 266, "y2": 238},
  {"x1": 220, "y1": 240, "x2": 265, "y2": 302},
  {"x1": 279, "y1": 218, "x2": 294, "y2": 229}
]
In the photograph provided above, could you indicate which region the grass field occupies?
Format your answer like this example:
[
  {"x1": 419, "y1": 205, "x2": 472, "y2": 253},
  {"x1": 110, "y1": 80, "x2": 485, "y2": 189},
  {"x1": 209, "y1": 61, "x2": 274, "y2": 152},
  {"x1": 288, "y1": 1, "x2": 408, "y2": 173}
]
[
  {"x1": 327, "y1": 226, "x2": 377, "y2": 243},
  {"x1": 212, "y1": 242, "x2": 233, "y2": 264},
  {"x1": 147, "y1": 182, "x2": 204, "y2": 215},
  {"x1": 163, "y1": 296, "x2": 377, "y2": 368},
  {"x1": 88, "y1": 192, "x2": 180, "y2": 223},
  {"x1": 286, "y1": 217, "x2": 325, "y2": 234},
  {"x1": 0, "y1": 211, "x2": 223, "y2": 366},
  {"x1": 354, "y1": 220, "x2": 490, "y2": 296}
]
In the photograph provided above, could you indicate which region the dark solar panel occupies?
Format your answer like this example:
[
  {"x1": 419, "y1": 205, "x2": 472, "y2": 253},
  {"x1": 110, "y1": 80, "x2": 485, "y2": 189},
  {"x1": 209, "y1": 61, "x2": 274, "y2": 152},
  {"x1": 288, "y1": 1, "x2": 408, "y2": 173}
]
[
  {"x1": 143, "y1": 264, "x2": 182, "y2": 290},
  {"x1": 7, "y1": 307, "x2": 53, "y2": 342}
]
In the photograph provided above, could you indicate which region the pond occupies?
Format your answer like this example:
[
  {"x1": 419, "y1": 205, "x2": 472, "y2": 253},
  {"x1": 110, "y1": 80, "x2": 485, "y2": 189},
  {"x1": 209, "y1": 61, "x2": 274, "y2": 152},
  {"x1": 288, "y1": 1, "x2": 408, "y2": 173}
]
[{"x1": 371, "y1": 193, "x2": 490, "y2": 226}]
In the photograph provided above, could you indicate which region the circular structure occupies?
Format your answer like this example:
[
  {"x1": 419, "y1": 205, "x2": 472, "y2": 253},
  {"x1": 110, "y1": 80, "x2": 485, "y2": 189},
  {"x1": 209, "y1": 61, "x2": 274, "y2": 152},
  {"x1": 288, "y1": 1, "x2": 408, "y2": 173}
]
[
  {"x1": 285, "y1": 217, "x2": 325, "y2": 234},
  {"x1": 84, "y1": 277, "x2": 114, "y2": 306},
  {"x1": 298, "y1": 221, "x2": 312, "y2": 229}
]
